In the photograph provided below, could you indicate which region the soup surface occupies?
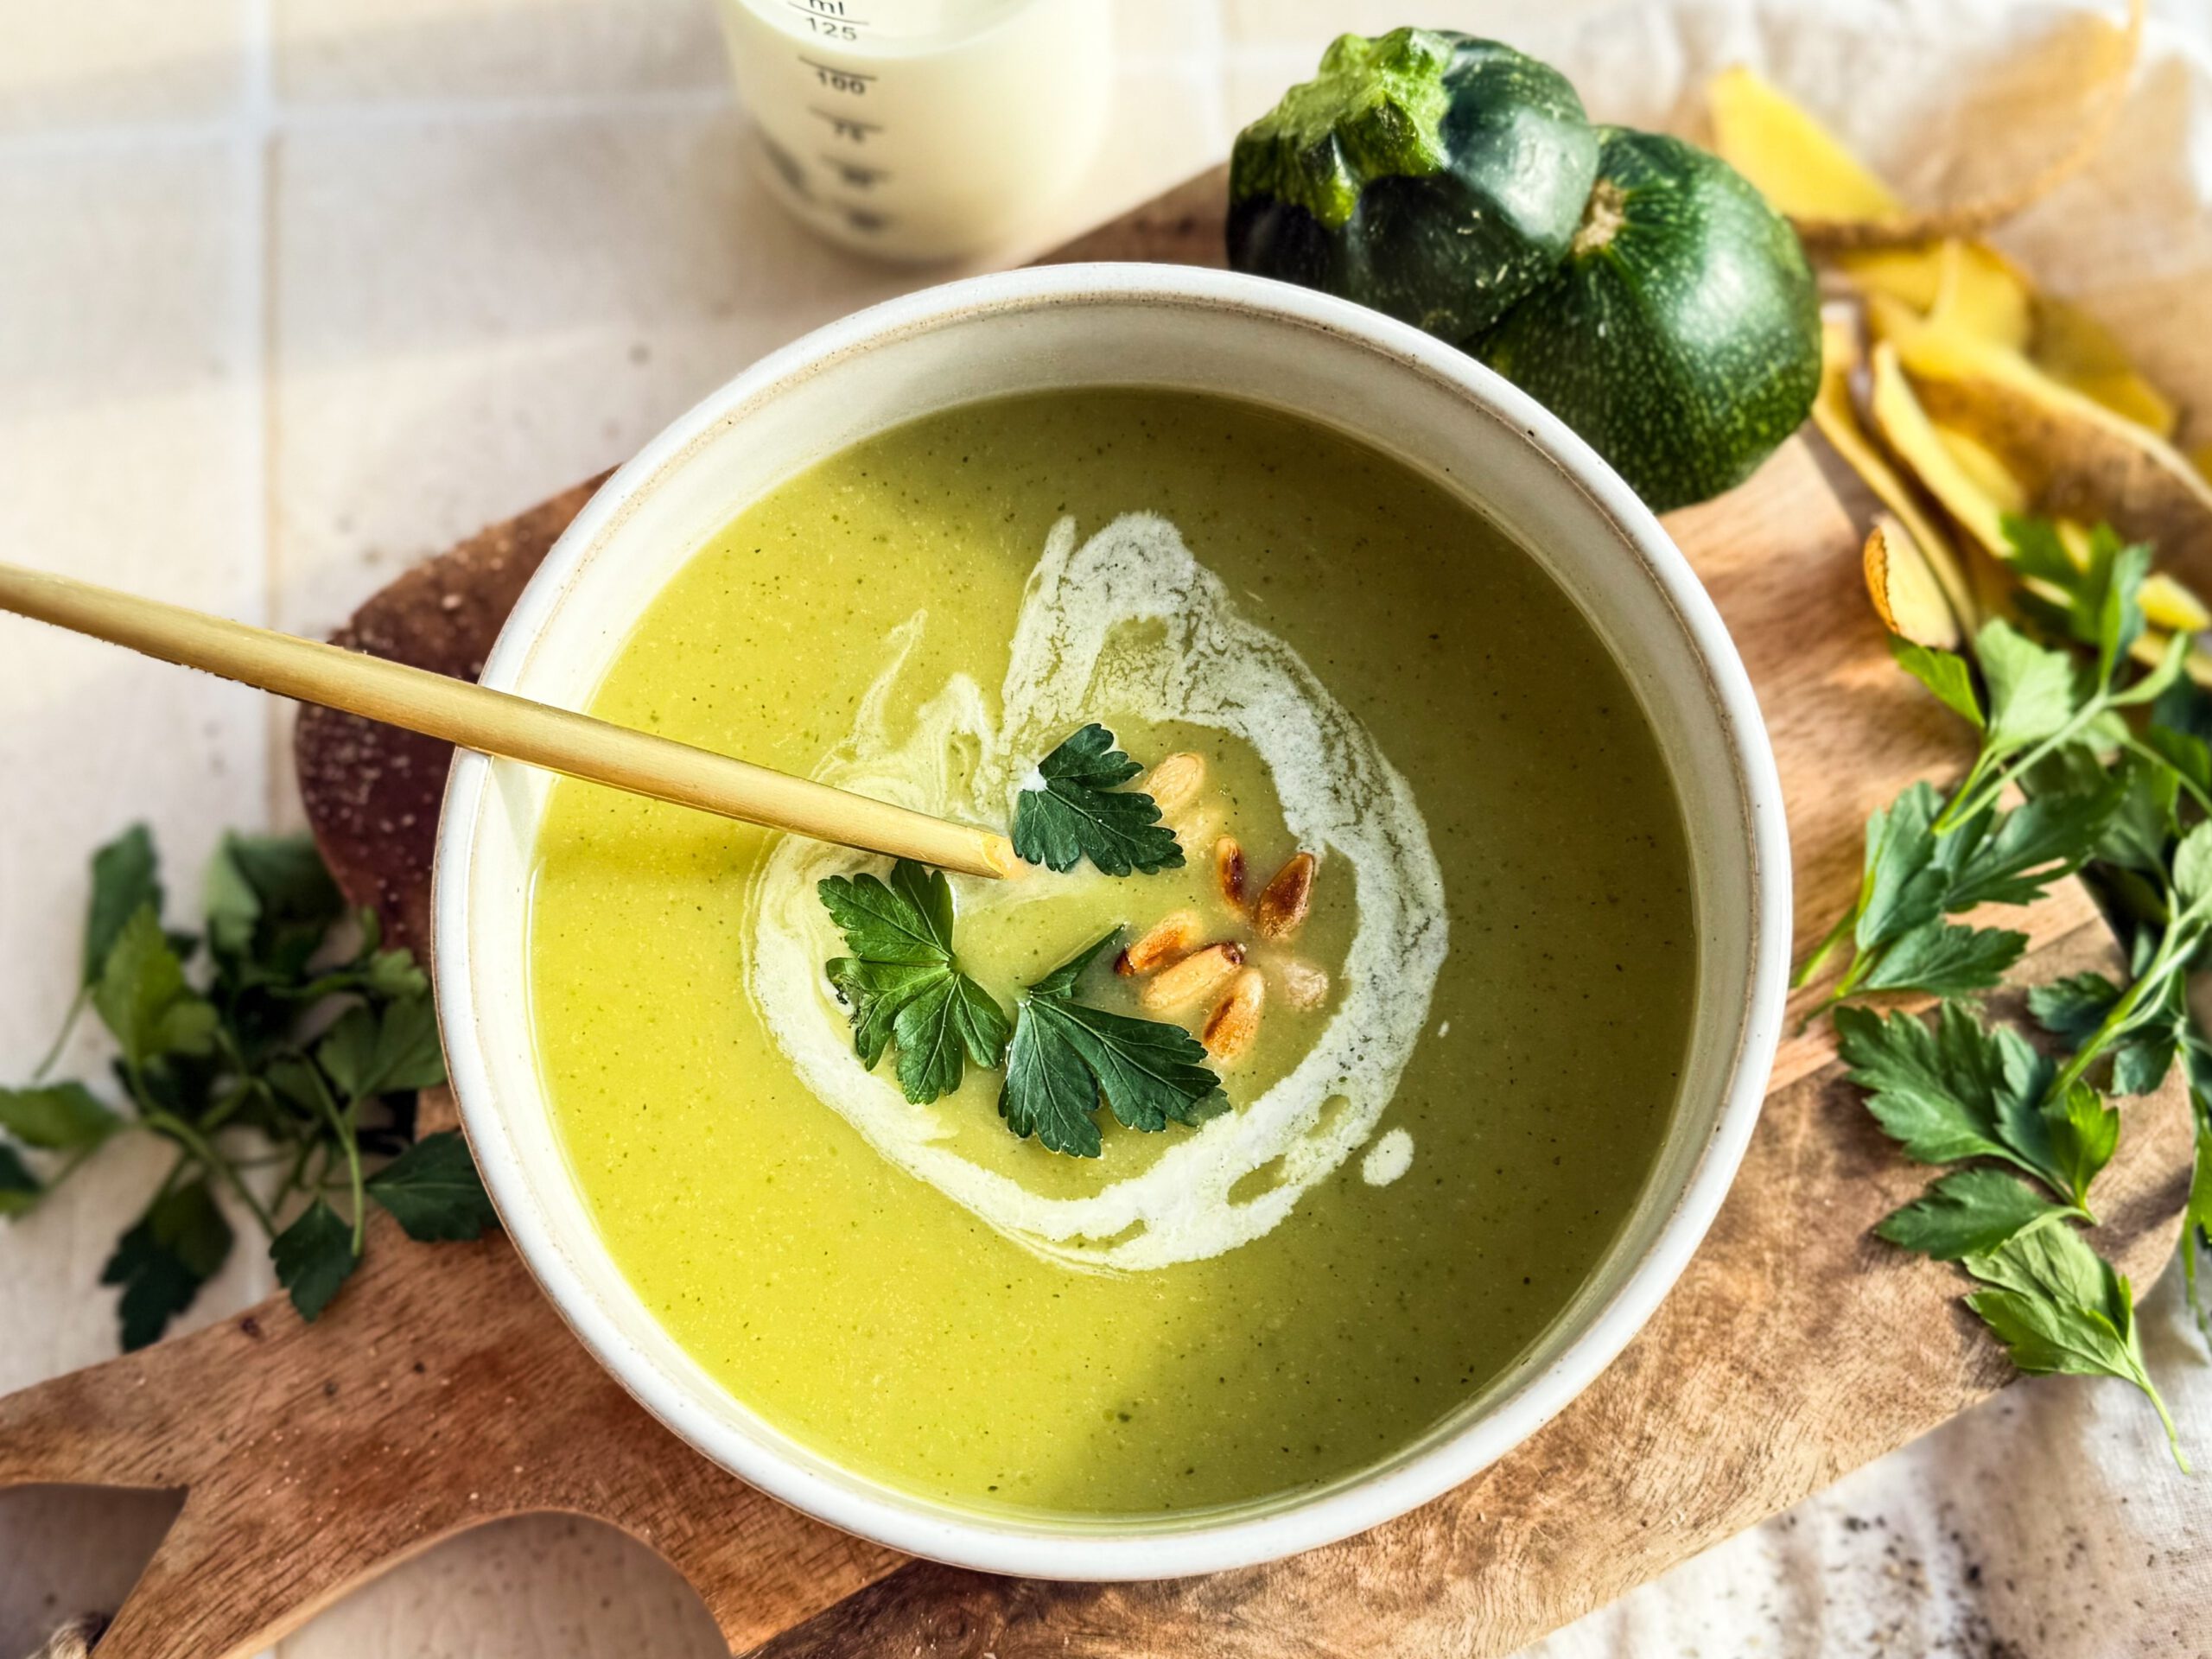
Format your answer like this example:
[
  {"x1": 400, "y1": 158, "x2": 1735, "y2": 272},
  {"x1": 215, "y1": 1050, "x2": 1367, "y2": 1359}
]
[{"x1": 530, "y1": 389, "x2": 1695, "y2": 1518}]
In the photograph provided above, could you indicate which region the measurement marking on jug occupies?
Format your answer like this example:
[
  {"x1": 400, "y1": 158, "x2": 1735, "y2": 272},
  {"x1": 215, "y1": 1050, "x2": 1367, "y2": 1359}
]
[
  {"x1": 810, "y1": 107, "x2": 883, "y2": 142},
  {"x1": 820, "y1": 156, "x2": 891, "y2": 188},
  {"x1": 785, "y1": 0, "x2": 867, "y2": 38},
  {"x1": 798, "y1": 57, "x2": 875, "y2": 93}
]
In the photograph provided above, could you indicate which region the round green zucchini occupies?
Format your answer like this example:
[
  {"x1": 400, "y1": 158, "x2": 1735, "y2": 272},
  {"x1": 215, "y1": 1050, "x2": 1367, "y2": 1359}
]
[
  {"x1": 1473, "y1": 126, "x2": 1821, "y2": 512},
  {"x1": 1227, "y1": 29, "x2": 1599, "y2": 344}
]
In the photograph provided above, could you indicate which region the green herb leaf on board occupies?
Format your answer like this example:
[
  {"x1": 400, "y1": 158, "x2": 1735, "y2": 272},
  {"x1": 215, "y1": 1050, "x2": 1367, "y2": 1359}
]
[
  {"x1": 2044, "y1": 1082, "x2": 2120, "y2": 1211},
  {"x1": 1975, "y1": 621, "x2": 2082, "y2": 757},
  {"x1": 0, "y1": 1146, "x2": 40, "y2": 1217},
  {"x1": 2027, "y1": 970, "x2": 2183, "y2": 1098},
  {"x1": 1939, "y1": 784, "x2": 2118, "y2": 912},
  {"x1": 2028, "y1": 972, "x2": 2122, "y2": 1042},
  {"x1": 2141, "y1": 721, "x2": 2212, "y2": 798},
  {"x1": 1853, "y1": 918, "x2": 2026, "y2": 996},
  {"x1": 316, "y1": 995, "x2": 447, "y2": 1103},
  {"x1": 2173, "y1": 820, "x2": 2212, "y2": 911},
  {"x1": 1835, "y1": 1003, "x2": 2050, "y2": 1176},
  {"x1": 83, "y1": 824, "x2": 162, "y2": 990},
  {"x1": 2095, "y1": 753, "x2": 2179, "y2": 874},
  {"x1": 1888, "y1": 636, "x2": 1984, "y2": 728},
  {"x1": 1853, "y1": 783, "x2": 1948, "y2": 952},
  {"x1": 271, "y1": 1198, "x2": 359, "y2": 1322},
  {"x1": 0, "y1": 1083, "x2": 120, "y2": 1152},
  {"x1": 365, "y1": 1131, "x2": 499, "y2": 1243},
  {"x1": 1875, "y1": 1167, "x2": 2075, "y2": 1261},
  {"x1": 1963, "y1": 1224, "x2": 2185, "y2": 1471},
  {"x1": 101, "y1": 1175, "x2": 234, "y2": 1351},
  {"x1": 1802, "y1": 766, "x2": 2114, "y2": 1002},
  {"x1": 205, "y1": 832, "x2": 345, "y2": 976},
  {"x1": 91, "y1": 907, "x2": 217, "y2": 1071}
]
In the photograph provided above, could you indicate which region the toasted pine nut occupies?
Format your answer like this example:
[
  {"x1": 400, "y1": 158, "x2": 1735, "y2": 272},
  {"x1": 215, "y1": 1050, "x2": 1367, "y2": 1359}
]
[
  {"x1": 1214, "y1": 836, "x2": 1248, "y2": 911},
  {"x1": 1117, "y1": 909, "x2": 1201, "y2": 977},
  {"x1": 1255, "y1": 852, "x2": 1317, "y2": 940},
  {"x1": 1142, "y1": 752, "x2": 1206, "y2": 818},
  {"x1": 1204, "y1": 969, "x2": 1266, "y2": 1063},
  {"x1": 1140, "y1": 941, "x2": 1245, "y2": 1014},
  {"x1": 1277, "y1": 958, "x2": 1331, "y2": 1010}
]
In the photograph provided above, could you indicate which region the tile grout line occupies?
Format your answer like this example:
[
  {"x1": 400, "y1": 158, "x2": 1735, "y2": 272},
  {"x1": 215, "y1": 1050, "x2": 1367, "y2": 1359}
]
[
  {"x1": 0, "y1": 83, "x2": 737, "y2": 157},
  {"x1": 278, "y1": 81, "x2": 735, "y2": 128},
  {"x1": 240, "y1": 0, "x2": 278, "y2": 834}
]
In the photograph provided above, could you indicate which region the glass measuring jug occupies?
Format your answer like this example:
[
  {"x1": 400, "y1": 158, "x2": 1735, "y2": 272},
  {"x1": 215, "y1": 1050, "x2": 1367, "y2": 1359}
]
[{"x1": 716, "y1": 0, "x2": 1114, "y2": 262}]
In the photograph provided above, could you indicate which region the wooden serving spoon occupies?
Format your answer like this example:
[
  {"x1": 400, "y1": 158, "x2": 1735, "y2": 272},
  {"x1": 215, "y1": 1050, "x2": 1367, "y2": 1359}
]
[{"x1": 0, "y1": 561, "x2": 1020, "y2": 880}]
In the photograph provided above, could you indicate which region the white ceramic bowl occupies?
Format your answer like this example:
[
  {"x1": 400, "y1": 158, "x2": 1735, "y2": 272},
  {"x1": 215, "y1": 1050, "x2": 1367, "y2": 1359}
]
[{"x1": 433, "y1": 263, "x2": 1790, "y2": 1581}]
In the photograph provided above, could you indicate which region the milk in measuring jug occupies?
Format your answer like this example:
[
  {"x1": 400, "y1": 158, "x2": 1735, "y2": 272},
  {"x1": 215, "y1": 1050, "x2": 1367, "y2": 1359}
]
[{"x1": 717, "y1": 0, "x2": 1113, "y2": 262}]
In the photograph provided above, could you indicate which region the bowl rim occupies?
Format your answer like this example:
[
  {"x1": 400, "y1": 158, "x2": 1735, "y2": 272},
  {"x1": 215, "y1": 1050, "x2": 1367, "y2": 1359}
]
[{"x1": 431, "y1": 260, "x2": 1792, "y2": 1580}]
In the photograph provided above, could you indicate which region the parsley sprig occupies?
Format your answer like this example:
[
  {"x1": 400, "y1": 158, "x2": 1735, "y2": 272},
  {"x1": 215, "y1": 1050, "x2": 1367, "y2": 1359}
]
[
  {"x1": 1800, "y1": 516, "x2": 2210, "y2": 1467},
  {"x1": 819, "y1": 861, "x2": 1012, "y2": 1104},
  {"x1": 1838, "y1": 1002, "x2": 2113, "y2": 1217},
  {"x1": 1794, "y1": 538, "x2": 2186, "y2": 1007},
  {"x1": 817, "y1": 864, "x2": 1228, "y2": 1159},
  {"x1": 999, "y1": 933, "x2": 1227, "y2": 1157},
  {"x1": 1012, "y1": 723, "x2": 1185, "y2": 875},
  {"x1": 820, "y1": 723, "x2": 1228, "y2": 1160},
  {"x1": 0, "y1": 827, "x2": 494, "y2": 1348}
]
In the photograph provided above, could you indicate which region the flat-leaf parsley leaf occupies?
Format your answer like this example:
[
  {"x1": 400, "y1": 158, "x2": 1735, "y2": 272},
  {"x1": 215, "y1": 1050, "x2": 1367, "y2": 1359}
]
[
  {"x1": 819, "y1": 860, "x2": 1011, "y2": 1104},
  {"x1": 1, "y1": 825, "x2": 486, "y2": 1347},
  {"x1": 365, "y1": 1130, "x2": 500, "y2": 1242},
  {"x1": 999, "y1": 932, "x2": 1226, "y2": 1159},
  {"x1": 271, "y1": 1198, "x2": 359, "y2": 1322},
  {"x1": 1962, "y1": 1222, "x2": 2185, "y2": 1470},
  {"x1": 1011, "y1": 724, "x2": 1185, "y2": 876},
  {"x1": 1875, "y1": 1166, "x2": 2075, "y2": 1261},
  {"x1": 99, "y1": 1176, "x2": 233, "y2": 1352}
]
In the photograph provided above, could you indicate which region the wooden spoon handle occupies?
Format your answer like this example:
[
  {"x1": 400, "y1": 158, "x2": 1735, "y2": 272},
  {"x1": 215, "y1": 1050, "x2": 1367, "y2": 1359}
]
[{"x1": 0, "y1": 561, "x2": 1018, "y2": 880}]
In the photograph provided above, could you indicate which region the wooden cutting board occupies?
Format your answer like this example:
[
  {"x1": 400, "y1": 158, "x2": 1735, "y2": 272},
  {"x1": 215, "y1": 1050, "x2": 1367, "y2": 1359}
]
[{"x1": 0, "y1": 166, "x2": 2194, "y2": 1659}]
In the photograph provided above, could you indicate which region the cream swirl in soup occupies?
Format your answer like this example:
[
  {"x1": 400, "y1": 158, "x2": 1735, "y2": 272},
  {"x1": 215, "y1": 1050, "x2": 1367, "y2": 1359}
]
[{"x1": 747, "y1": 510, "x2": 1447, "y2": 1270}]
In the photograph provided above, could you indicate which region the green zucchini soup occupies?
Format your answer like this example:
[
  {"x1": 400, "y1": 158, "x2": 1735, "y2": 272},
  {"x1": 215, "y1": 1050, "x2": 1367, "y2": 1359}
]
[{"x1": 527, "y1": 388, "x2": 1696, "y2": 1519}]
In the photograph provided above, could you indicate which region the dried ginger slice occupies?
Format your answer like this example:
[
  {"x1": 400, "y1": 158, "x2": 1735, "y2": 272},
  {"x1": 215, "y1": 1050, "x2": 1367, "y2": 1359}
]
[
  {"x1": 1865, "y1": 517, "x2": 1962, "y2": 648},
  {"x1": 2033, "y1": 295, "x2": 2179, "y2": 438},
  {"x1": 1708, "y1": 63, "x2": 1904, "y2": 223},
  {"x1": 1928, "y1": 240, "x2": 2033, "y2": 352},
  {"x1": 1788, "y1": 0, "x2": 2145, "y2": 255},
  {"x1": 1814, "y1": 313, "x2": 1978, "y2": 632},
  {"x1": 1875, "y1": 298, "x2": 2212, "y2": 569},
  {"x1": 1929, "y1": 421, "x2": 2030, "y2": 512},
  {"x1": 1866, "y1": 337, "x2": 2016, "y2": 561},
  {"x1": 1708, "y1": 16, "x2": 2178, "y2": 438}
]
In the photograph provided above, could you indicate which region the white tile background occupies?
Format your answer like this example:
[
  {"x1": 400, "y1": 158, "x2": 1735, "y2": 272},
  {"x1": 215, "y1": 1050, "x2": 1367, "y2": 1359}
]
[{"x1": 2, "y1": 2, "x2": 2208, "y2": 1656}]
